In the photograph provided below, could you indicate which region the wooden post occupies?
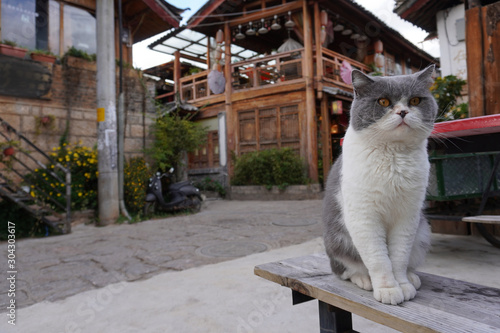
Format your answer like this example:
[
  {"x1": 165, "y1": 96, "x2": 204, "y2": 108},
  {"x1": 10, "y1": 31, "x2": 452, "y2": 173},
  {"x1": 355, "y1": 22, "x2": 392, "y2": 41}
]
[
  {"x1": 465, "y1": 7, "x2": 485, "y2": 117},
  {"x1": 320, "y1": 95, "x2": 331, "y2": 183},
  {"x1": 224, "y1": 22, "x2": 236, "y2": 178},
  {"x1": 174, "y1": 50, "x2": 181, "y2": 96},
  {"x1": 314, "y1": 2, "x2": 324, "y2": 100},
  {"x1": 206, "y1": 35, "x2": 212, "y2": 69},
  {"x1": 303, "y1": 0, "x2": 318, "y2": 182}
]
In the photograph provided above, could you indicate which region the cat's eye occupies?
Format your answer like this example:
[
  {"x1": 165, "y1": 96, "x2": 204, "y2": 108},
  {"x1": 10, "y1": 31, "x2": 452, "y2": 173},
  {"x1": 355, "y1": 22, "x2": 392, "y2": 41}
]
[
  {"x1": 378, "y1": 98, "x2": 390, "y2": 107},
  {"x1": 409, "y1": 97, "x2": 421, "y2": 106}
]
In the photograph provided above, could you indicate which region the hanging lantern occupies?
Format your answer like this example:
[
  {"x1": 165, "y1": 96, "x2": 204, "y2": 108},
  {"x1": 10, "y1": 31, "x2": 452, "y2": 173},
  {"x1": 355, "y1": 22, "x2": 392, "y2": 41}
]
[
  {"x1": 285, "y1": 11, "x2": 295, "y2": 28},
  {"x1": 375, "y1": 53, "x2": 385, "y2": 68},
  {"x1": 236, "y1": 24, "x2": 245, "y2": 40},
  {"x1": 374, "y1": 40, "x2": 383, "y2": 53},
  {"x1": 246, "y1": 21, "x2": 256, "y2": 36},
  {"x1": 216, "y1": 29, "x2": 224, "y2": 44},
  {"x1": 271, "y1": 15, "x2": 281, "y2": 30},
  {"x1": 350, "y1": 33, "x2": 360, "y2": 40},
  {"x1": 258, "y1": 18, "x2": 268, "y2": 34},
  {"x1": 341, "y1": 28, "x2": 352, "y2": 35},
  {"x1": 333, "y1": 23, "x2": 344, "y2": 32},
  {"x1": 214, "y1": 44, "x2": 222, "y2": 61}
]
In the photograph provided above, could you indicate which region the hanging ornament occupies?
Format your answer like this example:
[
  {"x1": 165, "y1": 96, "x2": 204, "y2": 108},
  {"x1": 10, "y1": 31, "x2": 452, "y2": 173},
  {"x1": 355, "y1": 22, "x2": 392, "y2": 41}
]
[
  {"x1": 271, "y1": 15, "x2": 281, "y2": 30},
  {"x1": 236, "y1": 24, "x2": 245, "y2": 40},
  {"x1": 285, "y1": 11, "x2": 295, "y2": 29},
  {"x1": 246, "y1": 22, "x2": 256, "y2": 36},
  {"x1": 374, "y1": 40, "x2": 383, "y2": 53},
  {"x1": 342, "y1": 28, "x2": 352, "y2": 35},
  {"x1": 375, "y1": 53, "x2": 385, "y2": 69},
  {"x1": 216, "y1": 29, "x2": 224, "y2": 44},
  {"x1": 320, "y1": 10, "x2": 328, "y2": 44},
  {"x1": 258, "y1": 18, "x2": 268, "y2": 34},
  {"x1": 333, "y1": 23, "x2": 344, "y2": 32}
]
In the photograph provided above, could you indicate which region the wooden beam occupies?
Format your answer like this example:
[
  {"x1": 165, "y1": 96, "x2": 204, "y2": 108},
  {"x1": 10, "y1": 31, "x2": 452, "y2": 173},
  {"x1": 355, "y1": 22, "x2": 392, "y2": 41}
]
[
  {"x1": 223, "y1": 22, "x2": 236, "y2": 178},
  {"x1": 303, "y1": 0, "x2": 318, "y2": 182},
  {"x1": 465, "y1": 7, "x2": 485, "y2": 117},
  {"x1": 314, "y1": 2, "x2": 324, "y2": 100},
  {"x1": 229, "y1": 1, "x2": 302, "y2": 27},
  {"x1": 141, "y1": 0, "x2": 180, "y2": 28},
  {"x1": 174, "y1": 50, "x2": 181, "y2": 95},
  {"x1": 187, "y1": 0, "x2": 226, "y2": 28},
  {"x1": 320, "y1": 95, "x2": 331, "y2": 183},
  {"x1": 179, "y1": 52, "x2": 207, "y2": 65}
]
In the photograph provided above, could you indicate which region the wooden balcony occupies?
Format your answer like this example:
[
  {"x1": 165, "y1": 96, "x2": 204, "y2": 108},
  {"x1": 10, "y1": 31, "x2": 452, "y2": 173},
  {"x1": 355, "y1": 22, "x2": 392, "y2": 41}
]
[{"x1": 178, "y1": 48, "x2": 372, "y2": 104}]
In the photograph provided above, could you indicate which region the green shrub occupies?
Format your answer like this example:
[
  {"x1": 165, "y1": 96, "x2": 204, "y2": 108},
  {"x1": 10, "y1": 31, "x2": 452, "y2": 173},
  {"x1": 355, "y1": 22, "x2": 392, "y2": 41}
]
[
  {"x1": 193, "y1": 177, "x2": 226, "y2": 197},
  {"x1": 431, "y1": 75, "x2": 467, "y2": 122},
  {"x1": 124, "y1": 157, "x2": 150, "y2": 213},
  {"x1": 27, "y1": 142, "x2": 98, "y2": 211},
  {"x1": 231, "y1": 148, "x2": 306, "y2": 187}
]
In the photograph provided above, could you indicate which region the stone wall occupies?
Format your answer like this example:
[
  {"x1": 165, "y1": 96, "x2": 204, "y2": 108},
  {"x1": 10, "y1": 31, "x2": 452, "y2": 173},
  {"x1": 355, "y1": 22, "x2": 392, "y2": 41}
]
[{"x1": 0, "y1": 56, "x2": 156, "y2": 167}]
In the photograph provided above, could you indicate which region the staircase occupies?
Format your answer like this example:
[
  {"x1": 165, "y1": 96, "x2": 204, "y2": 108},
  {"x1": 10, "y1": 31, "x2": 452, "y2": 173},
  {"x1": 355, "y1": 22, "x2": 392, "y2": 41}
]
[{"x1": 0, "y1": 117, "x2": 71, "y2": 234}]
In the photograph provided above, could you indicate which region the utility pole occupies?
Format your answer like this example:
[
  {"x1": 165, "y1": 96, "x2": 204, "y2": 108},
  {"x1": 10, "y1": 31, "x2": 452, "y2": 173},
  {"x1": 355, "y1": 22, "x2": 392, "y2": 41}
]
[{"x1": 96, "y1": 0, "x2": 119, "y2": 225}]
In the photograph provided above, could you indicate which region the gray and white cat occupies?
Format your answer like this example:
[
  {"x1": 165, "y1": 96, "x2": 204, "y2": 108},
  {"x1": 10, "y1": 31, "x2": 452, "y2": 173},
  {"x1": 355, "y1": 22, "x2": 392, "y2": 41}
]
[{"x1": 323, "y1": 66, "x2": 437, "y2": 305}]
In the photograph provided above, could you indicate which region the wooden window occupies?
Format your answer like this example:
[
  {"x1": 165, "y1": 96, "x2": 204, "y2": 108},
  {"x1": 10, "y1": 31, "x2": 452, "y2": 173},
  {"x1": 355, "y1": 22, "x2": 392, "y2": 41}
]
[
  {"x1": 188, "y1": 131, "x2": 219, "y2": 169},
  {"x1": 238, "y1": 104, "x2": 300, "y2": 155}
]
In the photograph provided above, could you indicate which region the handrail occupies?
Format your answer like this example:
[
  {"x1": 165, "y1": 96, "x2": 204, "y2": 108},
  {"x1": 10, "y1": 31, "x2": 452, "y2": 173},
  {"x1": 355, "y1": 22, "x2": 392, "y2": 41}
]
[
  {"x1": 321, "y1": 48, "x2": 371, "y2": 73},
  {"x1": 0, "y1": 116, "x2": 71, "y2": 233}
]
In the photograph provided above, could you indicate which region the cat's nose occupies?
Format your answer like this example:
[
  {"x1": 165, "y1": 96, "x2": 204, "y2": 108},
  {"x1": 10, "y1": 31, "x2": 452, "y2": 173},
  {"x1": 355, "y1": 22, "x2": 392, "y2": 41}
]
[{"x1": 398, "y1": 110, "x2": 408, "y2": 118}]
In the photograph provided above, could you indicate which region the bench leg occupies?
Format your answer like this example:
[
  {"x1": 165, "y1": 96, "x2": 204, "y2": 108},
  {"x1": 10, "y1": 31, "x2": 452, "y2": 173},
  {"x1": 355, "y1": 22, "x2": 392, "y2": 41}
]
[{"x1": 319, "y1": 300, "x2": 357, "y2": 333}]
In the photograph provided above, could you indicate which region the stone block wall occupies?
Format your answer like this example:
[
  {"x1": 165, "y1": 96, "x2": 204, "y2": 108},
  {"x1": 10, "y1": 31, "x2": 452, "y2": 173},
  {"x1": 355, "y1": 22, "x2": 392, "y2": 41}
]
[{"x1": 0, "y1": 56, "x2": 156, "y2": 172}]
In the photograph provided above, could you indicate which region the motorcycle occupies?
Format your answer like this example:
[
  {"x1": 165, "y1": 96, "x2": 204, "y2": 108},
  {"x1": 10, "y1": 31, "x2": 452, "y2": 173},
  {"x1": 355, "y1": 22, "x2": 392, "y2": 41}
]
[{"x1": 144, "y1": 168, "x2": 203, "y2": 216}]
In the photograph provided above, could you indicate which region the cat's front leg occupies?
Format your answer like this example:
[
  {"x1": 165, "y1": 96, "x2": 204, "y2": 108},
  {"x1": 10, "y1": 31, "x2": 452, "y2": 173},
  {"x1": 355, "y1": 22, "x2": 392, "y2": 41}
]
[
  {"x1": 345, "y1": 219, "x2": 405, "y2": 305},
  {"x1": 387, "y1": 222, "x2": 420, "y2": 301}
]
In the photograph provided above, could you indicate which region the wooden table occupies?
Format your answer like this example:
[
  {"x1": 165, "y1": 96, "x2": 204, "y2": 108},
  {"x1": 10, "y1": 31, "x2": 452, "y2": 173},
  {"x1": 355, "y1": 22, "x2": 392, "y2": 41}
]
[{"x1": 255, "y1": 253, "x2": 500, "y2": 333}]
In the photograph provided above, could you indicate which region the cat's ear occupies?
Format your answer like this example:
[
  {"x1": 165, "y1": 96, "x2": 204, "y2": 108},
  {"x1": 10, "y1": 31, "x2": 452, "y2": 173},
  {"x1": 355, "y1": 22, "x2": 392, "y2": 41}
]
[
  {"x1": 415, "y1": 65, "x2": 435, "y2": 88},
  {"x1": 351, "y1": 70, "x2": 374, "y2": 95}
]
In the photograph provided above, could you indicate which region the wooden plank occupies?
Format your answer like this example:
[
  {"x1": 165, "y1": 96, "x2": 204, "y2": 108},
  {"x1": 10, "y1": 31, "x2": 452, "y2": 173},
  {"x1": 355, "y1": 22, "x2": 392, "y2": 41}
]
[
  {"x1": 465, "y1": 7, "x2": 485, "y2": 117},
  {"x1": 255, "y1": 254, "x2": 500, "y2": 333},
  {"x1": 463, "y1": 215, "x2": 500, "y2": 224}
]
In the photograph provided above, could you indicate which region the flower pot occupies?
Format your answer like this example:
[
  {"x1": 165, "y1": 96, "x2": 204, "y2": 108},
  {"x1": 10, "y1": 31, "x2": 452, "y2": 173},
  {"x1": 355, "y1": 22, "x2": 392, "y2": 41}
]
[
  {"x1": 0, "y1": 44, "x2": 27, "y2": 58},
  {"x1": 3, "y1": 147, "x2": 15, "y2": 156},
  {"x1": 30, "y1": 53, "x2": 57, "y2": 64}
]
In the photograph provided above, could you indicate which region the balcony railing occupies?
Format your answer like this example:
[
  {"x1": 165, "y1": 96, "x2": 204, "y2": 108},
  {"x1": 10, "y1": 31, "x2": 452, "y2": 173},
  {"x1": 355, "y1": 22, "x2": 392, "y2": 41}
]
[
  {"x1": 178, "y1": 48, "x2": 372, "y2": 103},
  {"x1": 230, "y1": 49, "x2": 305, "y2": 90},
  {"x1": 179, "y1": 70, "x2": 211, "y2": 101},
  {"x1": 320, "y1": 48, "x2": 371, "y2": 89}
]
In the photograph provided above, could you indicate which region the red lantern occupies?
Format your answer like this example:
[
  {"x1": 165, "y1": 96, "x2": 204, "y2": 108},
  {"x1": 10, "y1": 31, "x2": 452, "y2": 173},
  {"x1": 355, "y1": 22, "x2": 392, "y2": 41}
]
[
  {"x1": 374, "y1": 40, "x2": 383, "y2": 54},
  {"x1": 3, "y1": 147, "x2": 15, "y2": 156}
]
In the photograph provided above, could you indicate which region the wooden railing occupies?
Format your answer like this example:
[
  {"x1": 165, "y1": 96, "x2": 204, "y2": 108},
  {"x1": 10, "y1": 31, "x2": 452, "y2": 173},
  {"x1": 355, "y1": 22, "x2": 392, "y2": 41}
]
[
  {"x1": 320, "y1": 48, "x2": 371, "y2": 89},
  {"x1": 178, "y1": 47, "x2": 373, "y2": 103},
  {"x1": 179, "y1": 70, "x2": 211, "y2": 101},
  {"x1": 230, "y1": 49, "x2": 305, "y2": 90}
]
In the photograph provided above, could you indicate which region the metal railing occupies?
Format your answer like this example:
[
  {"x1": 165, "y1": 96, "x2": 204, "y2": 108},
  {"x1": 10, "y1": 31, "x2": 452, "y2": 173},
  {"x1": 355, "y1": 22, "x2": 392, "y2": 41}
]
[{"x1": 0, "y1": 117, "x2": 71, "y2": 233}]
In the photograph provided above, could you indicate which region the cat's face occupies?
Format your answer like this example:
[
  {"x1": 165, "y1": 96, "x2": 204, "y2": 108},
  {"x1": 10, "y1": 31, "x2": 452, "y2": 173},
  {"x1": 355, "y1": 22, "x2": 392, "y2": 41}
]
[{"x1": 349, "y1": 66, "x2": 437, "y2": 142}]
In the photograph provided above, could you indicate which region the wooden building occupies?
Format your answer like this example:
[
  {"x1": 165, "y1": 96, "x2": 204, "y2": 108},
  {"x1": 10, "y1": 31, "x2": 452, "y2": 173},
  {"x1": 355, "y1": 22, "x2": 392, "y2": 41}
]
[{"x1": 147, "y1": 0, "x2": 437, "y2": 186}]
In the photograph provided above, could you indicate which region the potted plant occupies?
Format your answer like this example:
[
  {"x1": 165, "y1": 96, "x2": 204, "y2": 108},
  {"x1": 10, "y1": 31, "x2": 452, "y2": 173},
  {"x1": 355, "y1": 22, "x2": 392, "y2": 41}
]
[
  {"x1": 0, "y1": 40, "x2": 28, "y2": 59},
  {"x1": 34, "y1": 115, "x2": 56, "y2": 135},
  {"x1": 30, "y1": 49, "x2": 57, "y2": 64}
]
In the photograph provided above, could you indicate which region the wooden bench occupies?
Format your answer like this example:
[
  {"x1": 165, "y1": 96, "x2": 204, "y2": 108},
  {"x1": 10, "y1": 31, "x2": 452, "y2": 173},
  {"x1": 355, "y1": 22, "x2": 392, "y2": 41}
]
[
  {"x1": 255, "y1": 253, "x2": 500, "y2": 333},
  {"x1": 462, "y1": 215, "x2": 500, "y2": 224}
]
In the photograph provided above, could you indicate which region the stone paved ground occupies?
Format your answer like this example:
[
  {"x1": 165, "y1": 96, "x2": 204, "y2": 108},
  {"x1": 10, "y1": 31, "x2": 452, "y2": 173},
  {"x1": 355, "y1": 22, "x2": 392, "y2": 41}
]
[{"x1": 0, "y1": 200, "x2": 323, "y2": 310}]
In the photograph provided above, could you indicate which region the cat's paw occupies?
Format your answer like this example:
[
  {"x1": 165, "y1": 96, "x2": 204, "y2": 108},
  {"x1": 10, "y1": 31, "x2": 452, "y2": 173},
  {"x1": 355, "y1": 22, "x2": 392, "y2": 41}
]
[
  {"x1": 399, "y1": 282, "x2": 417, "y2": 301},
  {"x1": 373, "y1": 286, "x2": 404, "y2": 305},
  {"x1": 350, "y1": 273, "x2": 372, "y2": 291},
  {"x1": 407, "y1": 271, "x2": 421, "y2": 290}
]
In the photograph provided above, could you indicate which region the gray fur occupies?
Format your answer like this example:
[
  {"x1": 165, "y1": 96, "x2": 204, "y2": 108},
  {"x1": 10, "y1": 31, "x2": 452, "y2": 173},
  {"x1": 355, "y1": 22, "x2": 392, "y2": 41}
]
[{"x1": 350, "y1": 66, "x2": 436, "y2": 131}]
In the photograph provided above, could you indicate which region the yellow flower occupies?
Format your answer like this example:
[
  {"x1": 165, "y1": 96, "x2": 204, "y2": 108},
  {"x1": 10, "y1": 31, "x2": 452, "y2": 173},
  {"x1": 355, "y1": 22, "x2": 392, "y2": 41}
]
[
  {"x1": 78, "y1": 192, "x2": 82, "y2": 197},
  {"x1": 30, "y1": 191, "x2": 35, "y2": 197},
  {"x1": 57, "y1": 193, "x2": 61, "y2": 197}
]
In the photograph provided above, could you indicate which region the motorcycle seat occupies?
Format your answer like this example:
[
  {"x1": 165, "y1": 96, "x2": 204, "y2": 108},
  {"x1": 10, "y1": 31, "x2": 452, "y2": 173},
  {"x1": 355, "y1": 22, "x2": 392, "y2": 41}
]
[{"x1": 169, "y1": 181, "x2": 191, "y2": 191}]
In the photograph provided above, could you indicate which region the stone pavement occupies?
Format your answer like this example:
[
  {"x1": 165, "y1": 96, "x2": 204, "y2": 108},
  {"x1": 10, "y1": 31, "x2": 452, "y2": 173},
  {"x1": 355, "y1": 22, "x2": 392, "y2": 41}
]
[{"x1": 0, "y1": 200, "x2": 323, "y2": 310}]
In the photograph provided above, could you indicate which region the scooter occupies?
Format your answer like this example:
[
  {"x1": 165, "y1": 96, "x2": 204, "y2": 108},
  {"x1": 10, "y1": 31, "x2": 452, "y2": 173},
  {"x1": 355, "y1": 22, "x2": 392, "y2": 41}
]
[{"x1": 144, "y1": 168, "x2": 202, "y2": 216}]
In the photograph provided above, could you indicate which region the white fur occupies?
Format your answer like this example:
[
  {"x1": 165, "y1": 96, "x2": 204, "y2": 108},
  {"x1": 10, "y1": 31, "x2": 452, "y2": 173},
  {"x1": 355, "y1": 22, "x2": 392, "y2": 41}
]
[{"x1": 340, "y1": 107, "x2": 431, "y2": 305}]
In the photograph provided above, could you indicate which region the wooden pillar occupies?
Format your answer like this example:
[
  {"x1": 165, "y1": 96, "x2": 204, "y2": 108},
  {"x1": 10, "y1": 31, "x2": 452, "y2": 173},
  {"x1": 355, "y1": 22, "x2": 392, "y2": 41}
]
[
  {"x1": 465, "y1": 7, "x2": 485, "y2": 117},
  {"x1": 206, "y1": 35, "x2": 212, "y2": 69},
  {"x1": 320, "y1": 95, "x2": 331, "y2": 183},
  {"x1": 174, "y1": 50, "x2": 181, "y2": 95},
  {"x1": 314, "y1": 2, "x2": 324, "y2": 100},
  {"x1": 303, "y1": 0, "x2": 318, "y2": 182},
  {"x1": 224, "y1": 22, "x2": 236, "y2": 177}
]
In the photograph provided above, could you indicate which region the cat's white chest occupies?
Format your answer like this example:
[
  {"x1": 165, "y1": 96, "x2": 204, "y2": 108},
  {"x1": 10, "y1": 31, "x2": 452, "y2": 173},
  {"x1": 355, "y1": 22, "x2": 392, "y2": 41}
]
[{"x1": 341, "y1": 129, "x2": 429, "y2": 224}]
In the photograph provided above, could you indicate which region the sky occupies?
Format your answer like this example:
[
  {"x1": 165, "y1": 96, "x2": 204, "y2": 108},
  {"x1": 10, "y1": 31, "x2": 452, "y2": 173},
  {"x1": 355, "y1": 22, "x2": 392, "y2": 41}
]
[{"x1": 132, "y1": 0, "x2": 440, "y2": 70}]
